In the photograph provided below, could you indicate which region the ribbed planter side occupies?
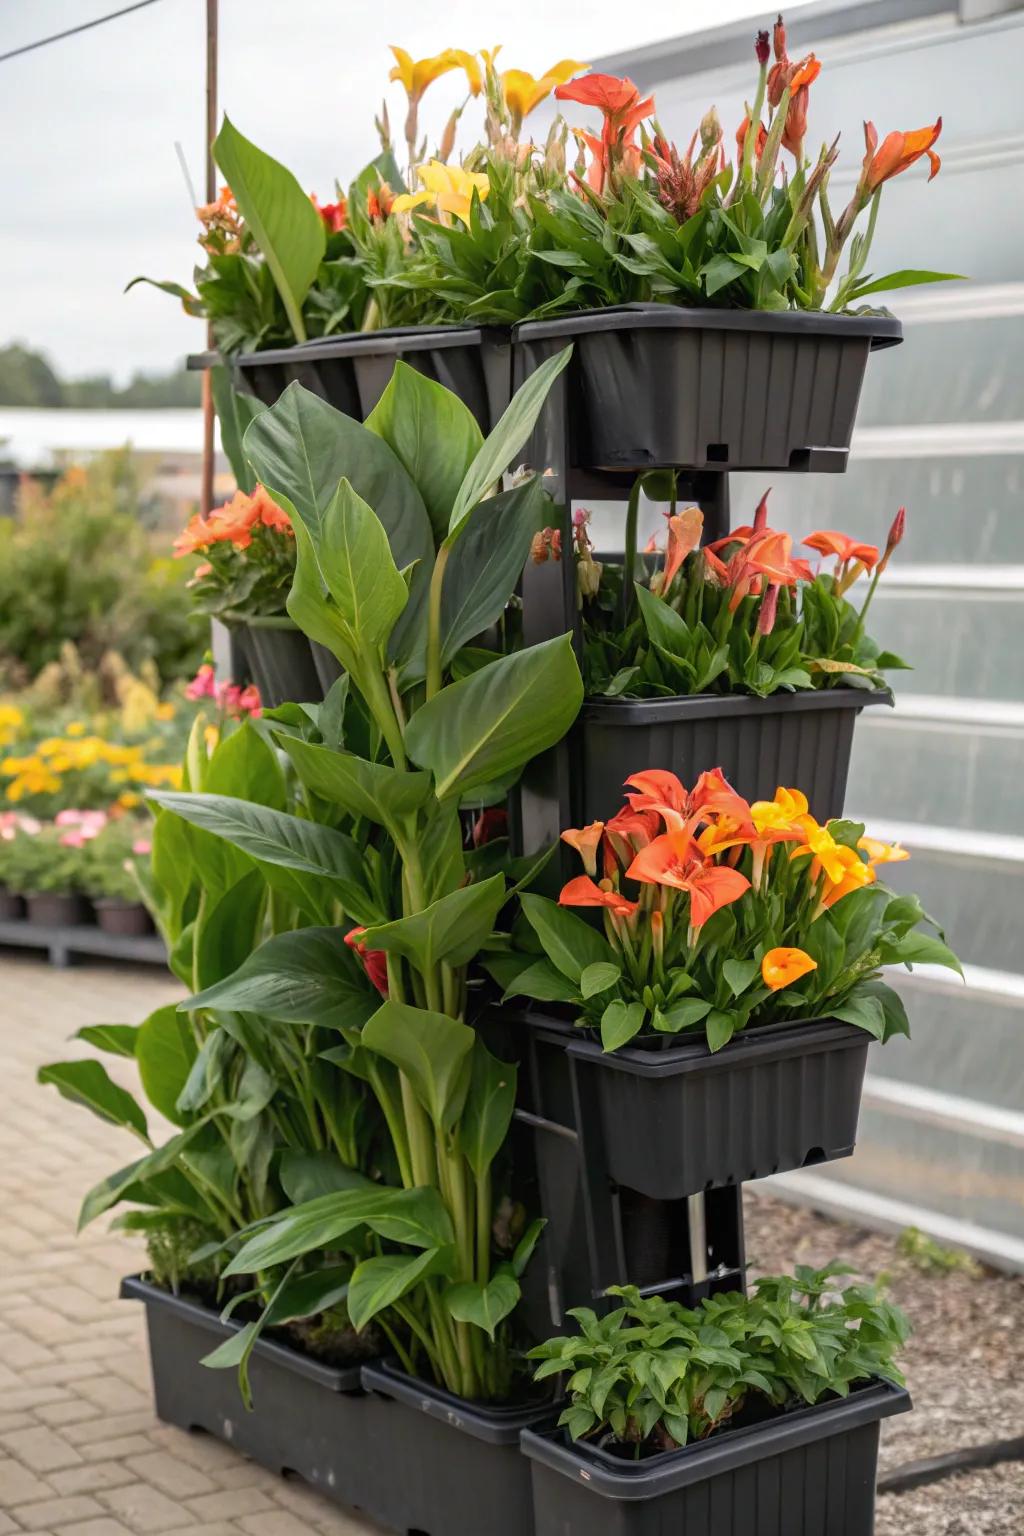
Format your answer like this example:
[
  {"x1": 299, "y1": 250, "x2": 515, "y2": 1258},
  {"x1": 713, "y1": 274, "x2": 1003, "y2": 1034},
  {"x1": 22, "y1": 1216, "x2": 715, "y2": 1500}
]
[
  {"x1": 25, "y1": 893, "x2": 90, "y2": 927},
  {"x1": 576, "y1": 689, "x2": 891, "y2": 824},
  {"x1": 532, "y1": 1016, "x2": 870, "y2": 1202},
  {"x1": 522, "y1": 1383, "x2": 911, "y2": 1536},
  {"x1": 121, "y1": 1278, "x2": 377, "y2": 1509},
  {"x1": 512, "y1": 305, "x2": 901, "y2": 472},
  {"x1": 239, "y1": 622, "x2": 323, "y2": 707},
  {"x1": 358, "y1": 1361, "x2": 559, "y2": 1536}
]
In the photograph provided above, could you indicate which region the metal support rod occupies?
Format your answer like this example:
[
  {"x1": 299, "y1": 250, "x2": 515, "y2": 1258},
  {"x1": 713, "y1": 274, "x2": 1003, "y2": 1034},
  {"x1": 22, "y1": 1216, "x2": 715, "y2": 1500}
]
[
  {"x1": 200, "y1": 0, "x2": 218, "y2": 518},
  {"x1": 687, "y1": 1192, "x2": 708, "y2": 1284}
]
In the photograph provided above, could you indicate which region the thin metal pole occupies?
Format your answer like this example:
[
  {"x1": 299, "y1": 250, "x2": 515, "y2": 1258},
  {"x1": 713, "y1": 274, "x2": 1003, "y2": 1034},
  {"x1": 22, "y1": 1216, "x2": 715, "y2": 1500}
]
[
  {"x1": 687, "y1": 1193, "x2": 708, "y2": 1285},
  {"x1": 200, "y1": 0, "x2": 218, "y2": 518}
]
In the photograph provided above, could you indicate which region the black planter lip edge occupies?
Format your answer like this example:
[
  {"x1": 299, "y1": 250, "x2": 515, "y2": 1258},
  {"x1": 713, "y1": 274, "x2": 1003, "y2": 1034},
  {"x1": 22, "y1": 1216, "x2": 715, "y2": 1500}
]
[
  {"x1": 513, "y1": 301, "x2": 903, "y2": 350},
  {"x1": 120, "y1": 1273, "x2": 367, "y2": 1394},
  {"x1": 522, "y1": 1009, "x2": 868, "y2": 1081},
  {"x1": 360, "y1": 1358, "x2": 563, "y2": 1446},
  {"x1": 519, "y1": 1379, "x2": 911, "y2": 1500},
  {"x1": 231, "y1": 323, "x2": 514, "y2": 370},
  {"x1": 580, "y1": 684, "x2": 894, "y2": 726}
]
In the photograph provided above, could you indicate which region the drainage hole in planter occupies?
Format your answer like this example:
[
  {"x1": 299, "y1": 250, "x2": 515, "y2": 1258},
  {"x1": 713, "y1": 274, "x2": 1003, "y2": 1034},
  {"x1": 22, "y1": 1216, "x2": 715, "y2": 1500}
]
[
  {"x1": 800, "y1": 1146, "x2": 828, "y2": 1167},
  {"x1": 705, "y1": 442, "x2": 729, "y2": 463}
]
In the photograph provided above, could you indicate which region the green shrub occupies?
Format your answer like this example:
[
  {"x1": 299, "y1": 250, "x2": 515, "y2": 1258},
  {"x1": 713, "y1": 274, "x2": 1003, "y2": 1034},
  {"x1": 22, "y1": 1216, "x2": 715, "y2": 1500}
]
[{"x1": 0, "y1": 453, "x2": 203, "y2": 687}]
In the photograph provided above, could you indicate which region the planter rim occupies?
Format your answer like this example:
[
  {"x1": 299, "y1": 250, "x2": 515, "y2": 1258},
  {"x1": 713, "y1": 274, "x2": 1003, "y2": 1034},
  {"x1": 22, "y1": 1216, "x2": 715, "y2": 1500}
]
[
  {"x1": 520, "y1": 1379, "x2": 910, "y2": 1500},
  {"x1": 233, "y1": 323, "x2": 509, "y2": 369},
  {"x1": 360, "y1": 1359, "x2": 561, "y2": 1445},
  {"x1": 521, "y1": 1010, "x2": 868, "y2": 1080},
  {"x1": 121, "y1": 1274, "x2": 366, "y2": 1393},
  {"x1": 513, "y1": 301, "x2": 902, "y2": 349},
  {"x1": 92, "y1": 897, "x2": 147, "y2": 911},
  {"x1": 581, "y1": 685, "x2": 893, "y2": 726},
  {"x1": 229, "y1": 613, "x2": 298, "y2": 632}
]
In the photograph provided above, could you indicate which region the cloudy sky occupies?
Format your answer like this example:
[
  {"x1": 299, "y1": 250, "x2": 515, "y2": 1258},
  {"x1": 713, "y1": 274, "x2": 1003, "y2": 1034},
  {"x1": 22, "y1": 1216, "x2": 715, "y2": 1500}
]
[{"x1": 0, "y1": 0, "x2": 808, "y2": 383}]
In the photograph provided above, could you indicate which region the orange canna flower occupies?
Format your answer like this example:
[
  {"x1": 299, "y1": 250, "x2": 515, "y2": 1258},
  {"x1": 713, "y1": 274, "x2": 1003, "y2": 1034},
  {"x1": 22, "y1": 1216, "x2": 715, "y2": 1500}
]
[
  {"x1": 561, "y1": 820, "x2": 604, "y2": 877},
  {"x1": 659, "y1": 506, "x2": 704, "y2": 592},
  {"x1": 736, "y1": 115, "x2": 768, "y2": 164},
  {"x1": 858, "y1": 835, "x2": 910, "y2": 866},
  {"x1": 172, "y1": 485, "x2": 291, "y2": 557},
  {"x1": 804, "y1": 530, "x2": 879, "y2": 570},
  {"x1": 558, "y1": 73, "x2": 655, "y2": 195},
  {"x1": 624, "y1": 767, "x2": 752, "y2": 834},
  {"x1": 627, "y1": 831, "x2": 750, "y2": 928},
  {"x1": 860, "y1": 118, "x2": 942, "y2": 196},
  {"x1": 605, "y1": 806, "x2": 660, "y2": 863},
  {"x1": 762, "y1": 947, "x2": 818, "y2": 991},
  {"x1": 559, "y1": 875, "x2": 638, "y2": 917}
]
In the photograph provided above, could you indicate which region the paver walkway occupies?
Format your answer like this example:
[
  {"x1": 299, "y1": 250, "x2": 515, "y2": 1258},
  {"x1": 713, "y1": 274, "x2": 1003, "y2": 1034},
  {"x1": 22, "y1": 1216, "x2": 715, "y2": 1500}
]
[{"x1": 0, "y1": 954, "x2": 380, "y2": 1536}]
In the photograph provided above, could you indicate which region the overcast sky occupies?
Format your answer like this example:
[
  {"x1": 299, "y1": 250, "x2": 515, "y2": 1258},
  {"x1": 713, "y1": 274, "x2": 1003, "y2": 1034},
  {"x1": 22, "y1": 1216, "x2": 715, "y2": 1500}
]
[{"x1": 0, "y1": 0, "x2": 812, "y2": 383}]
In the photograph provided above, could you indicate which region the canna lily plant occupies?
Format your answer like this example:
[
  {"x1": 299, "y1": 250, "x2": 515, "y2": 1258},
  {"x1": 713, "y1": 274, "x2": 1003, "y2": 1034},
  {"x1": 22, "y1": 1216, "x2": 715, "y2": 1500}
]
[
  {"x1": 495, "y1": 765, "x2": 960, "y2": 1053},
  {"x1": 564, "y1": 486, "x2": 909, "y2": 698},
  {"x1": 123, "y1": 350, "x2": 585, "y2": 1403}
]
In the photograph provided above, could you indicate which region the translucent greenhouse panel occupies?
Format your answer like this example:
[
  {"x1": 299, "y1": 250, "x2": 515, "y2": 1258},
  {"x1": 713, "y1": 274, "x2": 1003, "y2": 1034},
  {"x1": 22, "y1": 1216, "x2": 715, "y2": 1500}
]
[
  {"x1": 873, "y1": 976, "x2": 1024, "y2": 1112},
  {"x1": 876, "y1": 844, "x2": 1024, "y2": 974},
  {"x1": 863, "y1": 587, "x2": 1022, "y2": 701},
  {"x1": 854, "y1": 313, "x2": 1024, "y2": 427},
  {"x1": 849, "y1": 714, "x2": 1024, "y2": 836}
]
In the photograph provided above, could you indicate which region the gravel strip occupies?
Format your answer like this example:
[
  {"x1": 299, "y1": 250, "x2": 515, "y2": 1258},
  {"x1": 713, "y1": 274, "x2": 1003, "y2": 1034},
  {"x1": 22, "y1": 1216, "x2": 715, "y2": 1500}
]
[{"x1": 743, "y1": 1189, "x2": 1024, "y2": 1501}]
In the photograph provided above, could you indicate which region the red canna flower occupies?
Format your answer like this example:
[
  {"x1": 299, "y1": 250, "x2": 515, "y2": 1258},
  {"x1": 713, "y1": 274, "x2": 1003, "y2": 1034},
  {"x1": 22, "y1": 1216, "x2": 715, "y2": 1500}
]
[
  {"x1": 472, "y1": 807, "x2": 508, "y2": 848},
  {"x1": 876, "y1": 506, "x2": 906, "y2": 575},
  {"x1": 604, "y1": 806, "x2": 660, "y2": 867},
  {"x1": 758, "y1": 583, "x2": 780, "y2": 637},
  {"x1": 736, "y1": 115, "x2": 768, "y2": 164},
  {"x1": 311, "y1": 194, "x2": 348, "y2": 233},
  {"x1": 860, "y1": 118, "x2": 942, "y2": 195},
  {"x1": 627, "y1": 831, "x2": 750, "y2": 929},
  {"x1": 558, "y1": 72, "x2": 655, "y2": 194},
  {"x1": 561, "y1": 821, "x2": 604, "y2": 876},
  {"x1": 344, "y1": 927, "x2": 389, "y2": 996},
  {"x1": 755, "y1": 28, "x2": 771, "y2": 66},
  {"x1": 559, "y1": 875, "x2": 638, "y2": 917}
]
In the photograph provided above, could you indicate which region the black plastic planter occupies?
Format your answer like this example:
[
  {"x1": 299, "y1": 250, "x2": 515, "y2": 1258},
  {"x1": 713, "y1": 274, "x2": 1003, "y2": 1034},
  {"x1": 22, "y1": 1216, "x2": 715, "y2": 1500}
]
[
  {"x1": 527, "y1": 1013, "x2": 870, "y2": 1202},
  {"x1": 512, "y1": 304, "x2": 901, "y2": 473},
  {"x1": 576, "y1": 686, "x2": 891, "y2": 825},
  {"x1": 229, "y1": 324, "x2": 513, "y2": 432},
  {"x1": 121, "y1": 1277, "x2": 379, "y2": 1510},
  {"x1": 521, "y1": 1380, "x2": 911, "y2": 1536},
  {"x1": 0, "y1": 889, "x2": 24, "y2": 921},
  {"x1": 238, "y1": 619, "x2": 323, "y2": 707},
  {"x1": 25, "y1": 892, "x2": 90, "y2": 926},
  {"x1": 359, "y1": 1360, "x2": 559, "y2": 1536},
  {"x1": 93, "y1": 899, "x2": 154, "y2": 938}
]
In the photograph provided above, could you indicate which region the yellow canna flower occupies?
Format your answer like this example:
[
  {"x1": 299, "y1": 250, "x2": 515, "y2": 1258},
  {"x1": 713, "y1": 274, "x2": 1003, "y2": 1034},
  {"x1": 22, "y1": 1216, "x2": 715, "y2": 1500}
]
[
  {"x1": 502, "y1": 59, "x2": 589, "y2": 120},
  {"x1": 389, "y1": 46, "x2": 480, "y2": 104},
  {"x1": 858, "y1": 835, "x2": 910, "y2": 867},
  {"x1": 118, "y1": 791, "x2": 142, "y2": 809},
  {"x1": 392, "y1": 159, "x2": 490, "y2": 226},
  {"x1": 155, "y1": 702, "x2": 176, "y2": 722},
  {"x1": 65, "y1": 720, "x2": 86, "y2": 737}
]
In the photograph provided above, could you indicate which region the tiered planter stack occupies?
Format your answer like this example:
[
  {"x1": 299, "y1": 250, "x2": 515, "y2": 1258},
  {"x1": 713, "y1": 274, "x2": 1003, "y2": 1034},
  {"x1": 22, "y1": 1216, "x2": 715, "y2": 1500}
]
[{"x1": 146, "y1": 308, "x2": 911, "y2": 1534}]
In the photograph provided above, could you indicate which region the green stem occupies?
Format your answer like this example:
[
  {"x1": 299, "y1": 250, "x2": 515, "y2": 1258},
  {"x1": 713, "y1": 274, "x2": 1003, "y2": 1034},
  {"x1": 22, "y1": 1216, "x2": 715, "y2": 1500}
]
[
  {"x1": 359, "y1": 658, "x2": 408, "y2": 769},
  {"x1": 425, "y1": 543, "x2": 451, "y2": 702},
  {"x1": 475, "y1": 1167, "x2": 492, "y2": 1282}
]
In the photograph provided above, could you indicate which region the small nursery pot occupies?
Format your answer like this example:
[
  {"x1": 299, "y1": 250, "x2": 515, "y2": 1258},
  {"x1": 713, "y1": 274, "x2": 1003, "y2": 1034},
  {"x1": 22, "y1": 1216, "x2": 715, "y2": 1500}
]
[
  {"x1": 576, "y1": 686, "x2": 892, "y2": 826},
  {"x1": 122, "y1": 1277, "x2": 378, "y2": 1509},
  {"x1": 0, "y1": 889, "x2": 25, "y2": 921},
  {"x1": 512, "y1": 304, "x2": 902, "y2": 472},
  {"x1": 238, "y1": 618, "x2": 323, "y2": 707},
  {"x1": 24, "y1": 892, "x2": 90, "y2": 927},
  {"x1": 358, "y1": 1360, "x2": 560, "y2": 1536},
  {"x1": 228, "y1": 324, "x2": 513, "y2": 432},
  {"x1": 526, "y1": 1013, "x2": 870, "y2": 1202},
  {"x1": 93, "y1": 900, "x2": 154, "y2": 938},
  {"x1": 521, "y1": 1380, "x2": 911, "y2": 1536}
]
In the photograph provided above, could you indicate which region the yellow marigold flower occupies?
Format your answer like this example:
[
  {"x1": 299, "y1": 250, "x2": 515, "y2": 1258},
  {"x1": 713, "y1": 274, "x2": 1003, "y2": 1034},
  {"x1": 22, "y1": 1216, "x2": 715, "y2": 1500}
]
[
  {"x1": 155, "y1": 702, "x2": 175, "y2": 722},
  {"x1": 502, "y1": 59, "x2": 589, "y2": 120},
  {"x1": 117, "y1": 791, "x2": 142, "y2": 809},
  {"x1": 65, "y1": 721, "x2": 86, "y2": 737}
]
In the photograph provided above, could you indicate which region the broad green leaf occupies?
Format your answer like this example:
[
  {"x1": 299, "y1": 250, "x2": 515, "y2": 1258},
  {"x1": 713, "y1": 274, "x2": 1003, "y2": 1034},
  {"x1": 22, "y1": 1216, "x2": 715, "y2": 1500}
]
[
  {"x1": 210, "y1": 365, "x2": 265, "y2": 494},
  {"x1": 501, "y1": 957, "x2": 581, "y2": 1004},
  {"x1": 365, "y1": 360, "x2": 483, "y2": 546},
  {"x1": 440, "y1": 479, "x2": 548, "y2": 666},
  {"x1": 722, "y1": 957, "x2": 760, "y2": 998},
  {"x1": 317, "y1": 478, "x2": 409, "y2": 658},
  {"x1": 262, "y1": 1264, "x2": 352, "y2": 1325},
  {"x1": 404, "y1": 634, "x2": 583, "y2": 800},
  {"x1": 348, "y1": 1248, "x2": 452, "y2": 1331},
  {"x1": 214, "y1": 116, "x2": 325, "y2": 340},
  {"x1": 580, "y1": 962, "x2": 622, "y2": 999},
  {"x1": 459, "y1": 1041, "x2": 517, "y2": 1179},
  {"x1": 149, "y1": 791, "x2": 380, "y2": 925},
  {"x1": 519, "y1": 893, "x2": 616, "y2": 983},
  {"x1": 193, "y1": 868, "x2": 267, "y2": 992},
  {"x1": 444, "y1": 1271, "x2": 520, "y2": 1339},
  {"x1": 600, "y1": 1000, "x2": 646, "y2": 1052},
  {"x1": 449, "y1": 345, "x2": 572, "y2": 536},
  {"x1": 360, "y1": 875, "x2": 506, "y2": 974},
  {"x1": 653, "y1": 998, "x2": 712, "y2": 1032},
  {"x1": 176, "y1": 1028, "x2": 233, "y2": 1115},
  {"x1": 830, "y1": 994, "x2": 887, "y2": 1040},
  {"x1": 277, "y1": 735, "x2": 433, "y2": 828},
  {"x1": 38, "y1": 1060, "x2": 147, "y2": 1138},
  {"x1": 186, "y1": 927, "x2": 379, "y2": 1031},
  {"x1": 74, "y1": 1024, "x2": 139, "y2": 1057},
  {"x1": 880, "y1": 930, "x2": 963, "y2": 977},
  {"x1": 78, "y1": 1126, "x2": 209, "y2": 1229},
  {"x1": 361, "y1": 1001, "x2": 474, "y2": 1132},
  {"x1": 706, "y1": 1009, "x2": 737, "y2": 1052},
  {"x1": 511, "y1": 1216, "x2": 546, "y2": 1277},
  {"x1": 135, "y1": 1006, "x2": 197, "y2": 1127},
  {"x1": 224, "y1": 1184, "x2": 452, "y2": 1274},
  {"x1": 279, "y1": 1150, "x2": 374, "y2": 1204}
]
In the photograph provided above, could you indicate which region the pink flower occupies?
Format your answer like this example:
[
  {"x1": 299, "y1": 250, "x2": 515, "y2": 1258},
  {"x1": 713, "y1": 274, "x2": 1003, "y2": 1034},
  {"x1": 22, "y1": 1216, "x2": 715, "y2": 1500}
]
[
  {"x1": 131, "y1": 839, "x2": 152, "y2": 856},
  {"x1": 186, "y1": 663, "x2": 217, "y2": 701}
]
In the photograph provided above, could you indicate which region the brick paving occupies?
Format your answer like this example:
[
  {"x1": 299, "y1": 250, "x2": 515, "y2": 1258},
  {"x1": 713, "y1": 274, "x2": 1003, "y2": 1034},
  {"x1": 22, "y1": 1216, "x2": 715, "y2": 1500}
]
[{"x1": 0, "y1": 955, "x2": 380, "y2": 1536}]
